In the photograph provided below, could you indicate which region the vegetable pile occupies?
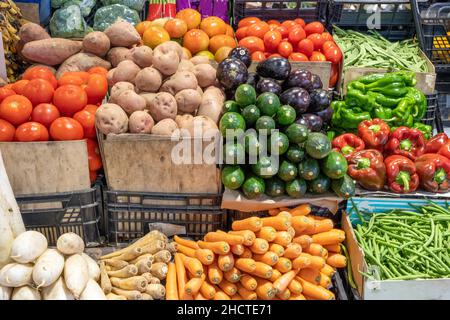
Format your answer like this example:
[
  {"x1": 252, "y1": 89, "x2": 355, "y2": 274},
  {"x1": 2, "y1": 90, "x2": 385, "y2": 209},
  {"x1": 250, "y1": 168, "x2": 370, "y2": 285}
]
[{"x1": 167, "y1": 205, "x2": 348, "y2": 300}]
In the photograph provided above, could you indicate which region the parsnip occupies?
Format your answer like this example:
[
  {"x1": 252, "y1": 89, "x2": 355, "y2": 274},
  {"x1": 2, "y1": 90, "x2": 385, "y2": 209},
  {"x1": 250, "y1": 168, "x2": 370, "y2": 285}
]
[
  {"x1": 32, "y1": 249, "x2": 65, "y2": 288},
  {"x1": 165, "y1": 242, "x2": 178, "y2": 254},
  {"x1": 57, "y1": 233, "x2": 85, "y2": 255},
  {"x1": 107, "y1": 265, "x2": 138, "y2": 278},
  {"x1": 112, "y1": 287, "x2": 142, "y2": 300},
  {"x1": 80, "y1": 279, "x2": 107, "y2": 300},
  {"x1": 103, "y1": 259, "x2": 129, "y2": 269},
  {"x1": 141, "y1": 293, "x2": 153, "y2": 300},
  {"x1": 141, "y1": 240, "x2": 165, "y2": 255},
  {"x1": 0, "y1": 285, "x2": 11, "y2": 300},
  {"x1": 106, "y1": 293, "x2": 127, "y2": 300},
  {"x1": 99, "y1": 261, "x2": 112, "y2": 294},
  {"x1": 0, "y1": 263, "x2": 33, "y2": 287},
  {"x1": 129, "y1": 254, "x2": 153, "y2": 265},
  {"x1": 110, "y1": 276, "x2": 147, "y2": 292},
  {"x1": 0, "y1": 194, "x2": 14, "y2": 268},
  {"x1": 42, "y1": 277, "x2": 74, "y2": 300},
  {"x1": 64, "y1": 254, "x2": 89, "y2": 299},
  {"x1": 150, "y1": 262, "x2": 168, "y2": 280},
  {"x1": 11, "y1": 286, "x2": 41, "y2": 300},
  {"x1": 81, "y1": 253, "x2": 100, "y2": 281},
  {"x1": 146, "y1": 283, "x2": 165, "y2": 299},
  {"x1": 10, "y1": 231, "x2": 47, "y2": 263},
  {"x1": 111, "y1": 247, "x2": 142, "y2": 261},
  {"x1": 153, "y1": 250, "x2": 172, "y2": 263},
  {"x1": 141, "y1": 272, "x2": 160, "y2": 284},
  {"x1": 135, "y1": 258, "x2": 152, "y2": 274}
]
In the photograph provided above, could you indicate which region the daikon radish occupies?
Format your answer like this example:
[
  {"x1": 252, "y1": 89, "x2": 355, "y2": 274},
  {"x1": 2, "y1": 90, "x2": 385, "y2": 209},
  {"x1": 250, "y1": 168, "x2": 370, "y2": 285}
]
[
  {"x1": 106, "y1": 293, "x2": 127, "y2": 300},
  {"x1": 10, "y1": 231, "x2": 47, "y2": 263},
  {"x1": 11, "y1": 286, "x2": 41, "y2": 300},
  {"x1": 112, "y1": 287, "x2": 142, "y2": 300},
  {"x1": 0, "y1": 263, "x2": 33, "y2": 287},
  {"x1": 110, "y1": 276, "x2": 148, "y2": 292},
  {"x1": 81, "y1": 253, "x2": 100, "y2": 281},
  {"x1": 0, "y1": 285, "x2": 11, "y2": 300},
  {"x1": 42, "y1": 277, "x2": 74, "y2": 300},
  {"x1": 135, "y1": 257, "x2": 152, "y2": 274},
  {"x1": 0, "y1": 194, "x2": 14, "y2": 268},
  {"x1": 146, "y1": 283, "x2": 166, "y2": 299},
  {"x1": 107, "y1": 265, "x2": 138, "y2": 278},
  {"x1": 32, "y1": 249, "x2": 65, "y2": 288},
  {"x1": 104, "y1": 259, "x2": 129, "y2": 269},
  {"x1": 153, "y1": 250, "x2": 172, "y2": 263},
  {"x1": 64, "y1": 254, "x2": 89, "y2": 299},
  {"x1": 99, "y1": 261, "x2": 112, "y2": 294},
  {"x1": 80, "y1": 279, "x2": 107, "y2": 300},
  {"x1": 57, "y1": 232, "x2": 85, "y2": 255}
]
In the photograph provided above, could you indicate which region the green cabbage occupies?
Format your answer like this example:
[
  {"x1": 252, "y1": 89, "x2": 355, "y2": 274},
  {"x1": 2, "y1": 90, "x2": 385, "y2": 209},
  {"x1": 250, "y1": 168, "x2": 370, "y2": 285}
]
[
  {"x1": 50, "y1": 5, "x2": 88, "y2": 38},
  {"x1": 93, "y1": 4, "x2": 141, "y2": 31}
]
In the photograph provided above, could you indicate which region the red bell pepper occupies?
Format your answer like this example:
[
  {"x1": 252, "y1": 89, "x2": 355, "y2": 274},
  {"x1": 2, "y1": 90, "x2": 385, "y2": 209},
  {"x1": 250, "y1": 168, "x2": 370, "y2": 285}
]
[
  {"x1": 438, "y1": 142, "x2": 450, "y2": 160},
  {"x1": 384, "y1": 155, "x2": 419, "y2": 193},
  {"x1": 357, "y1": 118, "x2": 390, "y2": 151},
  {"x1": 415, "y1": 154, "x2": 450, "y2": 193},
  {"x1": 425, "y1": 133, "x2": 448, "y2": 153},
  {"x1": 332, "y1": 133, "x2": 365, "y2": 160},
  {"x1": 348, "y1": 149, "x2": 386, "y2": 191},
  {"x1": 384, "y1": 127, "x2": 425, "y2": 161}
]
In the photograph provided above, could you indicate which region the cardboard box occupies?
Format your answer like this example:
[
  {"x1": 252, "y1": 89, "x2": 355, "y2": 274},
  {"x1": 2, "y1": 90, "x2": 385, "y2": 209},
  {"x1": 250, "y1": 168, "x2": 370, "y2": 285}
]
[{"x1": 15, "y1": 0, "x2": 52, "y2": 25}]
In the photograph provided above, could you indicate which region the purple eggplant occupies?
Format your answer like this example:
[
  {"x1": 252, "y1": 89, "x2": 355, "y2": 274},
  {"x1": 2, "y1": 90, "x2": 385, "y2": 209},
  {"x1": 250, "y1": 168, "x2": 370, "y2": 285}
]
[
  {"x1": 308, "y1": 89, "x2": 331, "y2": 112},
  {"x1": 280, "y1": 87, "x2": 310, "y2": 114},
  {"x1": 284, "y1": 69, "x2": 313, "y2": 90},
  {"x1": 314, "y1": 106, "x2": 334, "y2": 124},
  {"x1": 299, "y1": 113, "x2": 323, "y2": 132},
  {"x1": 229, "y1": 47, "x2": 251, "y2": 67},
  {"x1": 256, "y1": 78, "x2": 282, "y2": 95},
  {"x1": 246, "y1": 72, "x2": 260, "y2": 87},
  {"x1": 217, "y1": 58, "x2": 248, "y2": 90},
  {"x1": 311, "y1": 74, "x2": 323, "y2": 91},
  {"x1": 256, "y1": 57, "x2": 291, "y2": 80}
]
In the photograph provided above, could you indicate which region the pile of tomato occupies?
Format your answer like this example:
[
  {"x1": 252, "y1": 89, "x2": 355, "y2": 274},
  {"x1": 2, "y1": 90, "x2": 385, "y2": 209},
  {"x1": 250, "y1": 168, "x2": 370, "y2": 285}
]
[
  {"x1": 236, "y1": 17, "x2": 342, "y2": 86},
  {"x1": 0, "y1": 66, "x2": 108, "y2": 182}
]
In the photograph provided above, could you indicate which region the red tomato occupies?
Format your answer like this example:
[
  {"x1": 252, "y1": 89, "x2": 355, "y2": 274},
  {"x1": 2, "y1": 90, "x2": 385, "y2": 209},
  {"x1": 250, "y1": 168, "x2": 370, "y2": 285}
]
[
  {"x1": 268, "y1": 23, "x2": 278, "y2": 31},
  {"x1": 322, "y1": 40, "x2": 336, "y2": 52},
  {"x1": 268, "y1": 53, "x2": 282, "y2": 58},
  {"x1": 281, "y1": 20, "x2": 296, "y2": 30},
  {"x1": 321, "y1": 32, "x2": 334, "y2": 42},
  {"x1": 31, "y1": 103, "x2": 60, "y2": 128},
  {"x1": 275, "y1": 25, "x2": 289, "y2": 38},
  {"x1": 329, "y1": 63, "x2": 339, "y2": 87},
  {"x1": 238, "y1": 36, "x2": 265, "y2": 54},
  {"x1": 267, "y1": 19, "x2": 280, "y2": 25},
  {"x1": 0, "y1": 87, "x2": 15, "y2": 104},
  {"x1": 22, "y1": 66, "x2": 57, "y2": 89},
  {"x1": 22, "y1": 79, "x2": 55, "y2": 106},
  {"x1": 0, "y1": 95, "x2": 33, "y2": 126},
  {"x1": 84, "y1": 104, "x2": 99, "y2": 115},
  {"x1": 235, "y1": 27, "x2": 248, "y2": 41},
  {"x1": 11, "y1": 80, "x2": 29, "y2": 96},
  {"x1": 263, "y1": 30, "x2": 282, "y2": 52},
  {"x1": 294, "y1": 18, "x2": 306, "y2": 28},
  {"x1": 238, "y1": 17, "x2": 261, "y2": 28},
  {"x1": 50, "y1": 117, "x2": 84, "y2": 141},
  {"x1": 87, "y1": 138, "x2": 102, "y2": 171},
  {"x1": 246, "y1": 22, "x2": 270, "y2": 39},
  {"x1": 15, "y1": 122, "x2": 49, "y2": 142},
  {"x1": 324, "y1": 45, "x2": 343, "y2": 64},
  {"x1": 288, "y1": 26, "x2": 306, "y2": 46},
  {"x1": 304, "y1": 21, "x2": 325, "y2": 35},
  {"x1": 0, "y1": 119, "x2": 15, "y2": 142},
  {"x1": 53, "y1": 85, "x2": 88, "y2": 116},
  {"x1": 73, "y1": 110, "x2": 96, "y2": 138},
  {"x1": 297, "y1": 39, "x2": 314, "y2": 57},
  {"x1": 85, "y1": 74, "x2": 108, "y2": 105},
  {"x1": 289, "y1": 52, "x2": 309, "y2": 62},
  {"x1": 89, "y1": 170, "x2": 97, "y2": 183},
  {"x1": 307, "y1": 33, "x2": 326, "y2": 51},
  {"x1": 88, "y1": 67, "x2": 109, "y2": 76},
  {"x1": 251, "y1": 51, "x2": 266, "y2": 61},
  {"x1": 58, "y1": 74, "x2": 85, "y2": 87},
  {"x1": 277, "y1": 41, "x2": 293, "y2": 58},
  {"x1": 310, "y1": 51, "x2": 327, "y2": 62}
]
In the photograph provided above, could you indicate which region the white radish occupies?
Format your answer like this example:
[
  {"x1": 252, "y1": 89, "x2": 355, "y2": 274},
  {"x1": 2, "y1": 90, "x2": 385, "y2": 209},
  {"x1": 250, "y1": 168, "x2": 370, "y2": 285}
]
[
  {"x1": 64, "y1": 254, "x2": 89, "y2": 299},
  {"x1": 0, "y1": 194, "x2": 14, "y2": 268},
  {"x1": 42, "y1": 277, "x2": 74, "y2": 300},
  {"x1": 80, "y1": 279, "x2": 107, "y2": 300},
  {"x1": 0, "y1": 285, "x2": 12, "y2": 300},
  {"x1": 0, "y1": 263, "x2": 33, "y2": 287},
  {"x1": 10, "y1": 231, "x2": 48, "y2": 263},
  {"x1": 32, "y1": 249, "x2": 65, "y2": 288},
  {"x1": 11, "y1": 286, "x2": 41, "y2": 300},
  {"x1": 57, "y1": 233, "x2": 85, "y2": 255},
  {"x1": 81, "y1": 253, "x2": 100, "y2": 281}
]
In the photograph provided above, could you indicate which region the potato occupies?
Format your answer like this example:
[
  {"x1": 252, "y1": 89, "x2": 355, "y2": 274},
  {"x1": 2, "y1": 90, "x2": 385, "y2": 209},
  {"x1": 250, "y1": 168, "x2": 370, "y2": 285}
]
[
  {"x1": 175, "y1": 114, "x2": 194, "y2": 129},
  {"x1": 153, "y1": 41, "x2": 184, "y2": 61},
  {"x1": 56, "y1": 53, "x2": 111, "y2": 79},
  {"x1": 131, "y1": 46, "x2": 153, "y2": 68},
  {"x1": 152, "y1": 51, "x2": 180, "y2": 76},
  {"x1": 196, "y1": 86, "x2": 203, "y2": 96},
  {"x1": 175, "y1": 89, "x2": 202, "y2": 114},
  {"x1": 112, "y1": 60, "x2": 141, "y2": 84},
  {"x1": 193, "y1": 64, "x2": 217, "y2": 88},
  {"x1": 82, "y1": 31, "x2": 111, "y2": 57},
  {"x1": 190, "y1": 56, "x2": 209, "y2": 65},
  {"x1": 110, "y1": 82, "x2": 135, "y2": 103},
  {"x1": 22, "y1": 38, "x2": 82, "y2": 66},
  {"x1": 135, "y1": 67, "x2": 162, "y2": 93},
  {"x1": 106, "y1": 47, "x2": 132, "y2": 67},
  {"x1": 197, "y1": 86, "x2": 225, "y2": 124},
  {"x1": 177, "y1": 60, "x2": 194, "y2": 72},
  {"x1": 184, "y1": 115, "x2": 219, "y2": 138},
  {"x1": 129, "y1": 111, "x2": 155, "y2": 134},
  {"x1": 140, "y1": 93, "x2": 156, "y2": 109},
  {"x1": 96, "y1": 103, "x2": 129, "y2": 135},
  {"x1": 151, "y1": 119, "x2": 179, "y2": 136},
  {"x1": 18, "y1": 22, "x2": 50, "y2": 45},
  {"x1": 116, "y1": 90, "x2": 146, "y2": 115},
  {"x1": 149, "y1": 92, "x2": 177, "y2": 122},
  {"x1": 107, "y1": 68, "x2": 116, "y2": 87},
  {"x1": 104, "y1": 21, "x2": 141, "y2": 47},
  {"x1": 160, "y1": 71, "x2": 198, "y2": 96}
]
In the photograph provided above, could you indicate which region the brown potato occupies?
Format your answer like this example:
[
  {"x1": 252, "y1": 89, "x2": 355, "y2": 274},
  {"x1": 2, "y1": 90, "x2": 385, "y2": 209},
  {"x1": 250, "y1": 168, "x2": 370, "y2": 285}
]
[
  {"x1": 149, "y1": 92, "x2": 177, "y2": 122},
  {"x1": 112, "y1": 60, "x2": 141, "y2": 84},
  {"x1": 197, "y1": 86, "x2": 225, "y2": 124},
  {"x1": 190, "y1": 56, "x2": 209, "y2": 65},
  {"x1": 107, "y1": 47, "x2": 132, "y2": 67},
  {"x1": 184, "y1": 115, "x2": 219, "y2": 138},
  {"x1": 140, "y1": 93, "x2": 156, "y2": 109},
  {"x1": 104, "y1": 21, "x2": 141, "y2": 47},
  {"x1": 135, "y1": 67, "x2": 162, "y2": 93},
  {"x1": 107, "y1": 68, "x2": 116, "y2": 87},
  {"x1": 177, "y1": 60, "x2": 194, "y2": 72},
  {"x1": 160, "y1": 71, "x2": 198, "y2": 96},
  {"x1": 83, "y1": 31, "x2": 111, "y2": 57},
  {"x1": 175, "y1": 114, "x2": 194, "y2": 129},
  {"x1": 152, "y1": 51, "x2": 180, "y2": 76},
  {"x1": 131, "y1": 46, "x2": 153, "y2": 68},
  {"x1": 129, "y1": 111, "x2": 155, "y2": 134},
  {"x1": 116, "y1": 90, "x2": 146, "y2": 115},
  {"x1": 193, "y1": 64, "x2": 217, "y2": 88},
  {"x1": 151, "y1": 119, "x2": 179, "y2": 136},
  {"x1": 153, "y1": 41, "x2": 184, "y2": 61},
  {"x1": 175, "y1": 89, "x2": 202, "y2": 114},
  {"x1": 95, "y1": 103, "x2": 129, "y2": 135}
]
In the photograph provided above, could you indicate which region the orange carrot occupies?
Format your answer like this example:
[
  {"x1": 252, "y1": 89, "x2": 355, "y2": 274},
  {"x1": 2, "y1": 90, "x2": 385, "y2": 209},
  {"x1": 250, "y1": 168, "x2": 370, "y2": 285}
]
[
  {"x1": 250, "y1": 238, "x2": 269, "y2": 254},
  {"x1": 228, "y1": 230, "x2": 256, "y2": 246},
  {"x1": 275, "y1": 257, "x2": 292, "y2": 273},
  {"x1": 301, "y1": 253, "x2": 326, "y2": 270},
  {"x1": 218, "y1": 280, "x2": 237, "y2": 296},
  {"x1": 327, "y1": 253, "x2": 347, "y2": 268},
  {"x1": 289, "y1": 294, "x2": 306, "y2": 300},
  {"x1": 293, "y1": 234, "x2": 313, "y2": 249},
  {"x1": 297, "y1": 278, "x2": 335, "y2": 300},
  {"x1": 208, "y1": 262, "x2": 223, "y2": 284},
  {"x1": 287, "y1": 226, "x2": 296, "y2": 238},
  {"x1": 213, "y1": 291, "x2": 231, "y2": 300},
  {"x1": 198, "y1": 241, "x2": 230, "y2": 255},
  {"x1": 292, "y1": 255, "x2": 311, "y2": 269},
  {"x1": 224, "y1": 267, "x2": 241, "y2": 283},
  {"x1": 320, "y1": 264, "x2": 336, "y2": 277},
  {"x1": 273, "y1": 270, "x2": 297, "y2": 293},
  {"x1": 174, "y1": 253, "x2": 191, "y2": 300},
  {"x1": 279, "y1": 207, "x2": 290, "y2": 212},
  {"x1": 204, "y1": 232, "x2": 244, "y2": 245},
  {"x1": 180, "y1": 254, "x2": 203, "y2": 278},
  {"x1": 195, "y1": 248, "x2": 215, "y2": 265},
  {"x1": 304, "y1": 243, "x2": 328, "y2": 259},
  {"x1": 269, "y1": 244, "x2": 284, "y2": 257},
  {"x1": 277, "y1": 211, "x2": 292, "y2": 220},
  {"x1": 251, "y1": 262, "x2": 273, "y2": 279},
  {"x1": 290, "y1": 204, "x2": 311, "y2": 216},
  {"x1": 165, "y1": 262, "x2": 178, "y2": 300},
  {"x1": 319, "y1": 273, "x2": 331, "y2": 289},
  {"x1": 268, "y1": 208, "x2": 280, "y2": 216},
  {"x1": 277, "y1": 288, "x2": 291, "y2": 300},
  {"x1": 256, "y1": 226, "x2": 277, "y2": 242},
  {"x1": 299, "y1": 269, "x2": 321, "y2": 285},
  {"x1": 218, "y1": 252, "x2": 235, "y2": 272},
  {"x1": 177, "y1": 244, "x2": 196, "y2": 257},
  {"x1": 273, "y1": 231, "x2": 292, "y2": 247},
  {"x1": 232, "y1": 217, "x2": 262, "y2": 232},
  {"x1": 261, "y1": 216, "x2": 291, "y2": 231},
  {"x1": 312, "y1": 229, "x2": 346, "y2": 245},
  {"x1": 288, "y1": 279, "x2": 303, "y2": 294},
  {"x1": 185, "y1": 277, "x2": 204, "y2": 296},
  {"x1": 291, "y1": 215, "x2": 315, "y2": 234},
  {"x1": 241, "y1": 247, "x2": 252, "y2": 259},
  {"x1": 324, "y1": 244, "x2": 341, "y2": 253},
  {"x1": 240, "y1": 274, "x2": 257, "y2": 291},
  {"x1": 200, "y1": 281, "x2": 216, "y2": 299},
  {"x1": 231, "y1": 244, "x2": 244, "y2": 256},
  {"x1": 269, "y1": 269, "x2": 282, "y2": 282},
  {"x1": 231, "y1": 294, "x2": 243, "y2": 300},
  {"x1": 195, "y1": 292, "x2": 207, "y2": 300},
  {"x1": 312, "y1": 219, "x2": 334, "y2": 234},
  {"x1": 284, "y1": 243, "x2": 303, "y2": 259},
  {"x1": 235, "y1": 258, "x2": 256, "y2": 273},
  {"x1": 255, "y1": 278, "x2": 276, "y2": 300},
  {"x1": 237, "y1": 284, "x2": 257, "y2": 300},
  {"x1": 174, "y1": 235, "x2": 199, "y2": 249},
  {"x1": 252, "y1": 251, "x2": 279, "y2": 266}
]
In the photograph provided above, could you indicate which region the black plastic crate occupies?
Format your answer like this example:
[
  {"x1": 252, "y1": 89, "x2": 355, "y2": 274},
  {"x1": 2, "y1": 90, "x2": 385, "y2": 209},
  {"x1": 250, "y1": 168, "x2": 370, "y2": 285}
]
[
  {"x1": 438, "y1": 92, "x2": 450, "y2": 127},
  {"x1": 16, "y1": 187, "x2": 102, "y2": 247},
  {"x1": 423, "y1": 92, "x2": 444, "y2": 132},
  {"x1": 106, "y1": 191, "x2": 227, "y2": 245}
]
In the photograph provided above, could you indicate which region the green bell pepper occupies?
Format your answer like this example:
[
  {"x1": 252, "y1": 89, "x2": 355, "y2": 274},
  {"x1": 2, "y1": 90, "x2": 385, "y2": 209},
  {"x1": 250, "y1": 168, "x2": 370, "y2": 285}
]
[
  {"x1": 405, "y1": 87, "x2": 427, "y2": 121},
  {"x1": 391, "y1": 97, "x2": 415, "y2": 127},
  {"x1": 370, "y1": 82, "x2": 408, "y2": 97},
  {"x1": 372, "y1": 106, "x2": 393, "y2": 120},
  {"x1": 367, "y1": 91, "x2": 402, "y2": 108},
  {"x1": 331, "y1": 101, "x2": 371, "y2": 130},
  {"x1": 412, "y1": 122, "x2": 432, "y2": 140},
  {"x1": 346, "y1": 88, "x2": 381, "y2": 111},
  {"x1": 358, "y1": 73, "x2": 386, "y2": 84}
]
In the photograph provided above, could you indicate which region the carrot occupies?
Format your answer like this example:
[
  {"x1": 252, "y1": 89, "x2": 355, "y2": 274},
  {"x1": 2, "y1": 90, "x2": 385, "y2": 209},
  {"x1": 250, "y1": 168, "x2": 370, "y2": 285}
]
[
  {"x1": 269, "y1": 244, "x2": 284, "y2": 257},
  {"x1": 277, "y1": 288, "x2": 291, "y2": 300},
  {"x1": 240, "y1": 274, "x2": 257, "y2": 291},
  {"x1": 275, "y1": 257, "x2": 292, "y2": 273},
  {"x1": 253, "y1": 251, "x2": 279, "y2": 266},
  {"x1": 179, "y1": 254, "x2": 203, "y2": 278},
  {"x1": 174, "y1": 235, "x2": 199, "y2": 249},
  {"x1": 312, "y1": 219, "x2": 334, "y2": 234},
  {"x1": 255, "y1": 278, "x2": 276, "y2": 300},
  {"x1": 165, "y1": 262, "x2": 178, "y2": 300},
  {"x1": 324, "y1": 244, "x2": 341, "y2": 254},
  {"x1": 327, "y1": 253, "x2": 347, "y2": 268},
  {"x1": 231, "y1": 216, "x2": 262, "y2": 232},
  {"x1": 320, "y1": 264, "x2": 336, "y2": 277},
  {"x1": 195, "y1": 292, "x2": 208, "y2": 300},
  {"x1": 218, "y1": 253, "x2": 235, "y2": 272},
  {"x1": 284, "y1": 243, "x2": 303, "y2": 259},
  {"x1": 298, "y1": 269, "x2": 321, "y2": 285},
  {"x1": 279, "y1": 207, "x2": 290, "y2": 212},
  {"x1": 208, "y1": 262, "x2": 223, "y2": 284},
  {"x1": 198, "y1": 241, "x2": 230, "y2": 255},
  {"x1": 290, "y1": 204, "x2": 311, "y2": 216},
  {"x1": 312, "y1": 229, "x2": 346, "y2": 245},
  {"x1": 256, "y1": 226, "x2": 277, "y2": 242},
  {"x1": 261, "y1": 216, "x2": 291, "y2": 231},
  {"x1": 308, "y1": 215, "x2": 327, "y2": 220},
  {"x1": 249, "y1": 238, "x2": 269, "y2": 254},
  {"x1": 204, "y1": 232, "x2": 244, "y2": 245},
  {"x1": 291, "y1": 216, "x2": 315, "y2": 234},
  {"x1": 273, "y1": 270, "x2": 297, "y2": 293},
  {"x1": 288, "y1": 279, "x2": 303, "y2": 294},
  {"x1": 268, "y1": 208, "x2": 280, "y2": 216},
  {"x1": 273, "y1": 231, "x2": 292, "y2": 246},
  {"x1": 228, "y1": 230, "x2": 255, "y2": 246},
  {"x1": 174, "y1": 254, "x2": 191, "y2": 300},
  {"x1": 251, "y1": 262, "x2": 273, "y2": 279},
  {"x1": 231, "y1": 244, "x2": 244, "y2": 256},
  {"x1": 319, "y1": 273, "x2": 331, "y2": 289},
  {"x1": 200, "y1": 281, "x2": 216, "y2": 299},
  {"x1": 241, "y1": 247, "x2": 252, "y2": 258},
  {"x1": 235, "y1": 258, "x2": 256, "y2": 273},
  {"x1": 304, "y1": 243, "x2": 328, "y2": 259},
  {"x1": 218, "y1": 280, "x2": 237, "y2": 296},
  {"x1": 297, "y1": 277, "x2": 335, "y2": 300},
  {"x1": 300, "y1": 253, "x2": 326, "y2": 270},
  {"x1": 224, "y1": 267, "x2": 241, "y2": 283},
  {"x1": 287, "y1": 226, "x2": 296, "y2": 238},
  {"x1": 292, "y1": 255, "x2": 311, "y2": 269},
  {"x1": 177, "y1": 244, "x2": 196, "y2": 257},
  {"x1": 185, "y1": 277, "x2": 204, "y2": 296},
  {"x1": 237, "y1": 284, "x2": 257, "y2": 300},
  {"x1": 293, "y1": 234, "x2": 313, "y2": 249},
  {"x1": 213, "y1": 290, "x2": 231, "y2": 300},
  {"x1": 289, "y1": 294, "x2": 306, "y2": 300},
  {"x1": 195, "y1": 248, "x2": 215, "y2": 265}
]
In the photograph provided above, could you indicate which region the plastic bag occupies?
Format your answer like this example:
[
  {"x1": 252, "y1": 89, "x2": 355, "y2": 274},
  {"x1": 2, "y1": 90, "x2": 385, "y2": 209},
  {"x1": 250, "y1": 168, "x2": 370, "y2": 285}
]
[
  {"x1": 62, "y1": 0, "x2": 97, "y2": 17},
  {"x1": 213, "y1": 0, "x2": 229, "y2": 23},
  {"x1": 51, "y1": 0, "x2": 68, "y2": 8},
  {"x1": 50, "y1": 5, "x2": 88, "y2": 38},
  {"x1": 93, "y1": 4, "x2": 141, "y2": 31},
  {"x1": 100, "y1": 0, "x2": 145, "y2": 11}
]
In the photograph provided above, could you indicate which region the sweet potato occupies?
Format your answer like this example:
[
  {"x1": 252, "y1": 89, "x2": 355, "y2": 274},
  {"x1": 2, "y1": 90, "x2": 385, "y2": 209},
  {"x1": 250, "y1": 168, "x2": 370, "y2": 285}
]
[
  {"x1": 22, "y1": 38, "x2": 82, "y2": 66},
  {"x1": 116, "y1": 90, "x2": 146, "y2": 115},
  {"x1": 175, "y1": 89, "x2": 202, "y2": 114},
  {"x1": 135, "y1": 67, "x2": 162, "y2": 93},
  {"x1": 95, "y1": 103, "x2": 129, "y2": 135},
  {"x1": 160, "y1": 71, "x2": 198, "y2": 96},
  {"x1": 151, "y1": 119, "x2": 179, "y2": 136},
  {"x1": 129, "y1": 111, "x2": 154, "y2": 134},
  {"x1": 104, "y1": 21, "x2": 141, "y2": 47},
  {"x1": 149, "y1": 92, "x2": 177, "y2": 122},
  {"x1": 18, "y1": 22, "x2": 50, "y2": 45},
  {"x1": 107, "y1": 47, "x2": 132, "y2": 67},
  {"x1": 82, "y1": 31, "x2": 111, "y2": 57},
  {"x1": 56, "y1": 53, "x2": 111, "y2": 79},
  {"x1": 193, "y1": 64, "x2": 217, "y2": 88},
  {"x1": 197, "y1": 86, "x2": 225, "y2": 124},
  {"x1": 131, "y1": 46, "x2": 153, "y2": 68}
]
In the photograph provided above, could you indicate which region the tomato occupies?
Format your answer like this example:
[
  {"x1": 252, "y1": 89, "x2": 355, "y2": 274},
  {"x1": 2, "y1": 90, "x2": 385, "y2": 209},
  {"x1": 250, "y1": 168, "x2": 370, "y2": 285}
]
[
  {"x1": 268, "y1": 53, "x2": 282, "y2": 59},
  {"x1": 281, "y1": 20, "x2": 296, "y2": 30},
  {"x1": 235, "y1": 27, "x2": 248, "y2": 41},
  {"x1": 50, "y1": 117, "x2": 84, "y2": 141},
  {"x1": 73, "y1": 110, "x2": 96, "y2": 138},
  {"x1": 246, "y1": 22, "x2": 270, "y2": 39},
  {"x1": 89, "y1": 170, "x2": 97, "y2": 183},
  {"x1": 323, "y1": 45, "x2": 343, "y2": 64},
  {"x1": 31, "y1": 103, "x2": 60, "y2": 128},
  {"x1": 251, "y1": 51, "x2": 266, "y2": 61},
  {"x1": 289, "y1": 53, "x2": 309, "y2": 62},
  {"x1": 277, "y1": 41, "x2": 293, "y2": 58},
  {"x1": 0, "y1": 87, "x2": 15, "y2": 104},
  {"x1": 275, "y1": 25, "x2": 289, "y2": 38},
  {"x1": 15, "y1": 122, "x2": 49, "y2": 142},
  {"x1": 310, "y1": 51, "x2": 327, "y2": 62},
  {"x1": 22, "y1": 79, "x2": 55, "y2": 106},
  {"x1": 11, "y1": 80, "x2": 30, "y2": 96},
  {"x1": 307, "y1": 33, "x2": 326, "y2": 51},
  {"x1": 263, "y1": 30, "x2": 282, "y2": 52},
  {"x1": 322, "y1": 40, "x2": 336, "y2": 52},
  {"x1": 0, "y1": 95, "x2": 33, "y2": 126},
  {"x1": 53, "y1": 85, "x2": 88, "y2": 116},
  {"x1": 0, "y1": 119, "x2": 15, "y2": 142},
  {"x1": 88, "y1": 67, "x2": 109, "y2": 76},
  {"x1": 304, "y1": 21, "x2": 325, "y2": 35},
  {"x1": 238, "y1": 17, "x2": 261, "y2": 28},
  {"x1": 84, "y1": 104, "x2": 99, "y2": 115},
  {"x1": 85, "y1": 74, "x2": 108, "y2": 105},
  {"x1": 238, "y1": 36, "x2": 265, "y2": 54},
  {"x1": 288, "y1": 26, "x2": 306, "y2": 46},
  {"x1": 87, "y1": 138, "x2": 102, "y2": 171},
  {"x1": 321, "y1": 32, "x2": 334, "y2": 42},
  {"x1": 58, "y1": 74, "x2": 85, "y2": 86},
  {"x1": 267, "y1": 19, "x2": 280, "y2": 25},
  {"x1": 294, "y1": 18, "x2": 306, "y2": 28},
  {"x1": 23, "y1": 66, "x2": 57, "y2": 89},
  {"x1": 297, "y1": 39, "x2": 314, "y2": 57},
  {"x1": 329, "y1": 63, "x2": 339, "y2": 87}
]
